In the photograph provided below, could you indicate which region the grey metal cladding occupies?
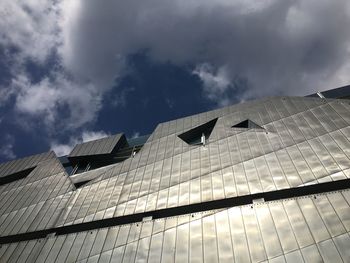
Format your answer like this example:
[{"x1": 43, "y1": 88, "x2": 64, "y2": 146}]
[
  {"x1": 0, "y1": 151, "x2": 55, "y2": 178},
  {"x1": 68, "y1": 133, "x2": 124, "y2": 158},
  {"x1": 3, "y1": 190, "x2": 350, "y2": 263},
  {"x1": 1, "y1": 95, "x2": 350, "y2": 262},
  {"x1": 69, "y1": 145, "x2": 80, "y2": 157},
  {"x1": 0, "y1": 151, "x2": 75, "y2": 237}
]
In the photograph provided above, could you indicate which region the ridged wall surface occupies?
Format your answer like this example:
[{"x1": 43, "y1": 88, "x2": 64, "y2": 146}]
[{"x1": 0, "y1": 96, "x2": 350, "y2": 262}]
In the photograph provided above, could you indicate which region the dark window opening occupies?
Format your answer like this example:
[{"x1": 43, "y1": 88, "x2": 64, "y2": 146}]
[
  {"x1": 0, "y1": 167, "x2": 36, "y2": 186},
  {"x1": 71, "y1": 162, "x2": 90, "y2": 175},
  {"x1": 232, "y1": 119, "x2": 264, "y2": 129},
  {"x1": 64, "y1": 165, "x2": 74, "y2": 176},
  {"x1": 59, "y1": 156, "x2": 75, "y2": 176},
  {"x1": 178, "y1": 118, "x2": 218, "y2": 146},
  {"x1": 74, "y1": 180, "x2": 90, "y2": 188}
]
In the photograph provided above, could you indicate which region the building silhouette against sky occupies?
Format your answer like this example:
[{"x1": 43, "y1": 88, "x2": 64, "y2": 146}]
[{"x1": 0, "y1": 88, "x2": 350, "y2": 262}]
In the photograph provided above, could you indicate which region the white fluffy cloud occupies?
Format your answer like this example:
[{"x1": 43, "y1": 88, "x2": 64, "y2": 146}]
[
  {"x1": 0, "y1": 135, "x2": 16, "y2": 160},
  {"x1": 0, "y1": 0, "x2": 110, "y2": 130},
  {"x1": 11, "y1": 73, "x2": 101, "y2": 129},
  {"x1": 57, "y1": 0, "x2": 350, "y2": 102},
  {"x1": 193, "y1": 63, "x2": 233, "y2": 106},
  {"x1": 81, "y1": 130, "x2": 111, "y2": 142},
  {"x1": 51, "y1": 130, "x2": 110, "y2": 156},
  {"x1": 130, "y1": 132, "x2": 140, "y2": 139},
  {"x1": 50, "y1": 142, "x2": 74, "y2": 157},
  {"x1": 0, "y1": 0, "x2": 60, "y2": 63},
  {"x1": 2, "y1": 0, "x2": 350, "y2": 129}
]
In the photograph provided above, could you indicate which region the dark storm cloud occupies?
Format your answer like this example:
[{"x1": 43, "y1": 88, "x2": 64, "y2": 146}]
[{"x1": 60, "y1": 0, "x2": 350, "y2": 104}]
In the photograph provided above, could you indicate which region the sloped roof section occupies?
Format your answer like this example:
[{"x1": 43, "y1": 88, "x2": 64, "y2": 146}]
[
  {"x1": 307, "y1": 84, "x2": 350, "y2": 99},
  {"x1": 68, "y1": 133, "x2": 126, "y2": 158}
]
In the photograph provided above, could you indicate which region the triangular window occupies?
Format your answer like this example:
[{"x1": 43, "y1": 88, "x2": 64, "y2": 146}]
[
  {"x1": 178, "y1": 118, "x2": 218, "y2": 145},
  {"x1": 232, "y1": 119, "x2": 264, "y2": 129},
  {"x1": 74, "y1": 180, "x2": 91, "y2": 188},
  {"x1": 0, "y1": 167, "x2": 36, "y2": 186}
]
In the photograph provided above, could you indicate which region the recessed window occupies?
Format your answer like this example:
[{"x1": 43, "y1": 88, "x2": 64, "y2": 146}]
[
  {"x1": 0, "y1": 167, "x2": 36, "y2": 186},
  {"x1": 60, "y1": 135, "x2": 150, "y2": 176},
  {"x1": 178, "y1": 118, "x2": 218, "y2": 146},
  {"x1": 232, "y1": 119, "x2": 264, "y2": 129}
]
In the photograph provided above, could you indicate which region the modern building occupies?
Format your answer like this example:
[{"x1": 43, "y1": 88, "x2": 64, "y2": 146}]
[{"x1": 0, "y1": 93, "x2": 350, "y2": 262}]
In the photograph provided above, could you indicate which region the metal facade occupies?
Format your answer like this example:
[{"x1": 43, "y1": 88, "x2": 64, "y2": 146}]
[
  {"x1": 1, "y1": 96, "x2": 350, "y2": 262},
  {"x1": 68, "y1": 134, "x2": 125, "y2": 158}
]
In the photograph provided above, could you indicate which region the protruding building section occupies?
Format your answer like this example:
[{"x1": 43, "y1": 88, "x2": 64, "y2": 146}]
[{"x1": 307, "y1": 84, "x2": 350, "y2": 99}]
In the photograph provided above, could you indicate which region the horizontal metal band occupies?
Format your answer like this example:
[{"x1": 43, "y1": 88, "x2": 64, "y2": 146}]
[{"x1": 1, "y1": 177, "x2": 350, "y2": 245}]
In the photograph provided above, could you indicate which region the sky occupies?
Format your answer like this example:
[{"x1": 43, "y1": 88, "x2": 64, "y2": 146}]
[{"x1": 1, "y1": 0, "x2": 350, "y2": 162}]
